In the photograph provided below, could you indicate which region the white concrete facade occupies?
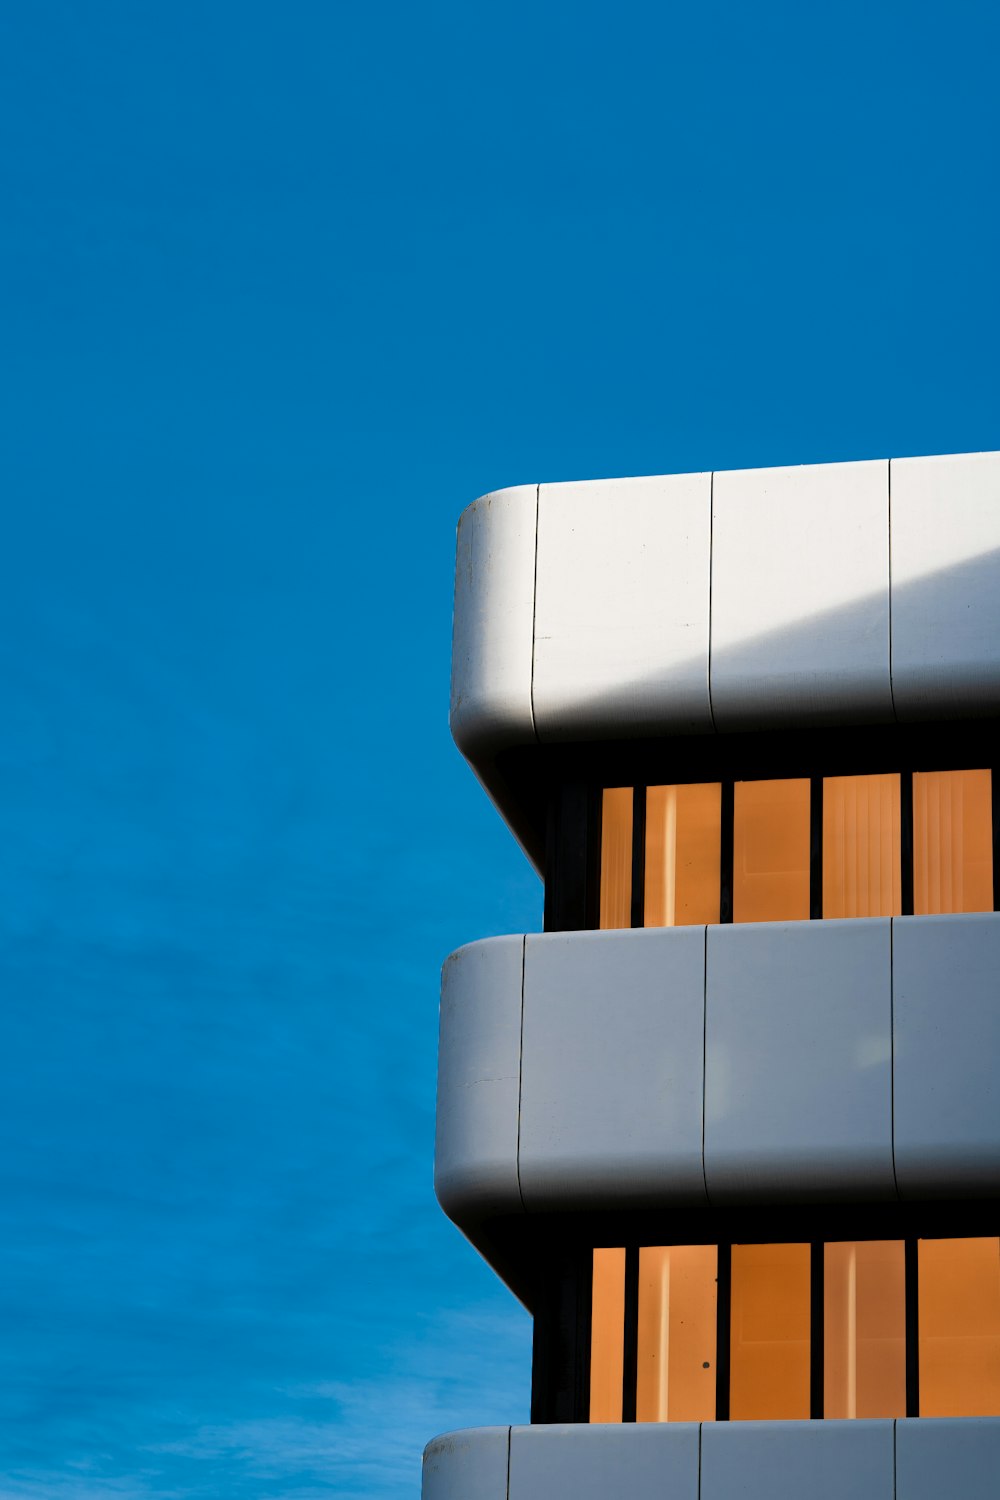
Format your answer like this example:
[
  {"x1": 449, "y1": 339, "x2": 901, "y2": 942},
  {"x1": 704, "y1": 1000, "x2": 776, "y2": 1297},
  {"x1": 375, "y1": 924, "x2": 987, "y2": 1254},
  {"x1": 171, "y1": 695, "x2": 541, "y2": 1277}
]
[
  {"x1": 424, "y1": 1420, "x2": 1000, "y2": 1500},
  {"x1": 430, "y1": 451, "x2": 1000, "y2": 1497},
  {"x1": 435, "y1": 916, "x2": 1000, "y2": 1225},
  {"x1": 450, "y1": 452, "x2": 1000, "y2": 857}
]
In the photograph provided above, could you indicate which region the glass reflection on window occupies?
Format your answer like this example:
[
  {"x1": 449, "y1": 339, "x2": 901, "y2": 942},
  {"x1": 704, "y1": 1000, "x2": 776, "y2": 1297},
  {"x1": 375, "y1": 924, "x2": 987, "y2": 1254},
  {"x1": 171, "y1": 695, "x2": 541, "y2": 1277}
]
[
  {"x1": 823, "y1": 773, "x2": 901, "y2": 918},
  {"x1": 914, "y1": 769, "x2": 993, "y2": 915},
  {"x1": 733, "y1": 779, "x2": 810, "y2": 923},
  {"x1": 599, "y1": 788, "x2": 632, "y2": 930},
  {"x1": 644, "y1": 784, "x2": 721, "y2": 928}
]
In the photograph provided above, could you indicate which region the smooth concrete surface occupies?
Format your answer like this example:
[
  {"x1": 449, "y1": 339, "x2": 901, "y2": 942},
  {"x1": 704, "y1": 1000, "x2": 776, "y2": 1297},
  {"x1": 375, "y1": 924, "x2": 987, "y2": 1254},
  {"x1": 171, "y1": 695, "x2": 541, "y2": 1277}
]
[
  {"x1": 701, "y1": 1420, "x2": 894, "y2": 1500},
  {"x1": 448, "y1": 453, "x2": 1000, "y2": 857},
  {"x1": 893, "y1": 914, "x2": 1000, "y2": 1198},
  {"x1": 435, "y1": 937, "x2": 524, "y2": 1223},
  {"x1": 435, "y1": 916, "x2": 1000, "y2": 1235},
  {"x1": 704, "y1": 920, "x2": 895, "y2": 1201},
  {"x1": 426, "y1": 1421, "x2": 1000, "y2": 1498},
  {"x1": 895, "y1": 1418, "x2": 1000, "y2": 1500},
  {"x1": 532, "y1": 473, "x2": 713, "y2": 740},
  {"x1": 710, "y1": 459, "x2": 892, "y2": 728},
  {"x1": 890, "y1": 451, "x2": 1000, "y2": 719},
  {"x1": 518, "y1": 928, "x2": 708, "y2": 1210},
  {"x1": 422, "y1": 1427, "x2": 509, "y2": 1500},
  {"x1": 450, "y1": 485, "x2": 537, "y2": 759},
  {"x1": 509, "y1": 1422, "x2": 700, "y2": 1500}
]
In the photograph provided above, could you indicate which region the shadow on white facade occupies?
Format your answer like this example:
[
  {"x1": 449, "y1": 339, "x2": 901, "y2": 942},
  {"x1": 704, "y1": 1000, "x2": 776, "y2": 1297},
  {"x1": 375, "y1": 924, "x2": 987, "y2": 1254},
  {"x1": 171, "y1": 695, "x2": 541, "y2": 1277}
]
[{"x1": 427, "y1": 451, "x2": 1000, "y2": 1499}]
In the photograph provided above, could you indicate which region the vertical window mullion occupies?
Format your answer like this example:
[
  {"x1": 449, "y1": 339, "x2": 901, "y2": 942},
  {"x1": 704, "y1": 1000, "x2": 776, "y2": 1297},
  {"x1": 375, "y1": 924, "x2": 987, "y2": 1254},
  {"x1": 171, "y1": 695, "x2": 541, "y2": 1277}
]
[
  {"x1": 810, "y1": 778, "x2": 823, "y2": 919},
  {"x1": 719, "y1": 782, "x2": 734, "y2": 924},
  {"x1": 905, "y1": 1237, "x2": 920, "y2": 1417},
  {"x1": 621, "y1": 1246, "x2": 640, "y2": 1422},
  {"x1": 900, "y1": 771, "x2": 914, "y2": 917},
  {"x1": 810, "y1": 1241, "x2": 825, "y2": 1418},
  {"x1": 630, "y1": 786, "x2": 647, "y2": 929},
  {"x1": 716, "y1": 1242, "x2": 732, "y2": 1420}
]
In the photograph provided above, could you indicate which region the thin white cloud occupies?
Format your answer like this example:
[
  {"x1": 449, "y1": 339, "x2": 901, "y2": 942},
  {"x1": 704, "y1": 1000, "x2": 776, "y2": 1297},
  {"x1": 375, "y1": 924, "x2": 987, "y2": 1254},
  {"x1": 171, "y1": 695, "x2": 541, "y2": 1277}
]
[
  {"x1": 0, "y1": 1468, "x2": 183, "y2": 1500},
  {"x1": 143, "y1": 1303, "x2": 530, "y2": 1498}
]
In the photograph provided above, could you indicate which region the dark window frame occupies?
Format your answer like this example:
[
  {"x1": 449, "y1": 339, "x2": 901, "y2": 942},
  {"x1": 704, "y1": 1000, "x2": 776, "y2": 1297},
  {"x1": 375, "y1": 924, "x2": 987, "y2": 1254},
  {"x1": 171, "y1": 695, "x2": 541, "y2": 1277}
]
[
  {"x1": 620, "y1": 1235, "x2": 929, "y2": 1422},
  {"x1": 533, "y1": 1227, "x2": 999, "y2": 1424},
  {"x1": 528, "y1": 1201, "x2": 1000, "y2": 1423},
  {"x1": 544, "y1": 721, "x2": 1000, "y2": 932}
]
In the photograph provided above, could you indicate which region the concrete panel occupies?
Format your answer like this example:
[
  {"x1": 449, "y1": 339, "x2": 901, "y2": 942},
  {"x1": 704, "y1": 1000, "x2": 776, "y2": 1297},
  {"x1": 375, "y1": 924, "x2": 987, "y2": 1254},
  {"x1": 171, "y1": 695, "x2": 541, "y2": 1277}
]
[
  {"x1": 893, "y1": 914, "x2": 1000, "y2": 1198},
  {"x1": 711, "y1": 459, "x2": 892, "y2": 728},
  {"x1": 422, "y1": 1427, "x2": 510, "y2": 1500},
  {"x1": 532, "y1": 472, "x2": 713, "y2": 740},
  {"x1": 705, "y1": 920, "x2": 895, "y2": 1202},
  {"x1": 701, "y1": 1420, "x2": 894, "y2": 1500},
  {"x1": 519, "y1": 927, "x2": 707, "y2": 1211},
  {"x1": 450, "y1": 485, "x2": 537, "y2": 759},
  {"x1": 435, "y1": 937, "x2": 524, "y2": 1224},
  {"x1": 509, "y1": 1422, "x2": 699, "y2": 1500},
  {"x1": 896, "y1": 1418, "x2": 1000, "y2": 1500},
  {"x1": 891, "y1": 451, "x2": 1000, "y2": 719}
]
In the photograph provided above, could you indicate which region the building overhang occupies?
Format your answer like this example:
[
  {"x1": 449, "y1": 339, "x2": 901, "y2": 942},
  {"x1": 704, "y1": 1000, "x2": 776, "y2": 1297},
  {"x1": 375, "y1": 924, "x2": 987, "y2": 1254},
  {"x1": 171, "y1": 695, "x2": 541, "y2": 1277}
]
[
  {"x1": 436, "y1": 917, "x2": 1000, "y2": 1307},
  {"x1": 423, "y1": 1418, "x2": 1000, "y2": 1500},
  {"x1": 450, "y1": 453, "x2": 1000, "y2": 870}
]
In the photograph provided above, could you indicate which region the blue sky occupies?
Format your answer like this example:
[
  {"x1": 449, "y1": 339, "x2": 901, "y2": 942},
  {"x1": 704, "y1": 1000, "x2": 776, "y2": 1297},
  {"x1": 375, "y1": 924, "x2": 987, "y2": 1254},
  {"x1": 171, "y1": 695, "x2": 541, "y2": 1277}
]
[{"x1": 1, "y1": 1, "x2": 998, "y2": 1495}]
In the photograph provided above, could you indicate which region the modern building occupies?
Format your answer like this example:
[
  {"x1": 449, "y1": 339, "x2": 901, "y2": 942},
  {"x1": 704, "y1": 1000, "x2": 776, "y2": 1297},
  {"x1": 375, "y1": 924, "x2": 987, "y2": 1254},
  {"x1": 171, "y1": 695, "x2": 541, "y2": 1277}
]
[{"x1": 424, "y1": 452, "x2": 1000, "y2": 1499}]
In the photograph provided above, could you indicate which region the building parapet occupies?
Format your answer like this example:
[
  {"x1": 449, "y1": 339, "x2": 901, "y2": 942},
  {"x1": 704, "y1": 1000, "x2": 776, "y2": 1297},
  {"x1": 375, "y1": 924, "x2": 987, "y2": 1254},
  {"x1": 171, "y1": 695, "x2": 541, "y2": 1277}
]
[
  {"x1": 422, "y1": 1418, "x2": 1000, "y2": 1500},
  {"x1": 436, "y1": 916, "x2": 1000, "y2": 1252},
  {"x1": 450, "y1": 453, "x2": 1000, "y2": 865}
]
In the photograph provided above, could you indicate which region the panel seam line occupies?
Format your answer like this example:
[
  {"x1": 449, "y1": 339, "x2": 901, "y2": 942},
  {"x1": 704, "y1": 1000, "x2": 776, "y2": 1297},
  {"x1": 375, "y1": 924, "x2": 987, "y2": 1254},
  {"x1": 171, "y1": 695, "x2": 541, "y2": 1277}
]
[
  {"x1": 515, "y1": 935, "x2": 527, "y2": 1212},
  {"x1": 697, "y1": 1420, "x2": 703, "y2": 1500}
]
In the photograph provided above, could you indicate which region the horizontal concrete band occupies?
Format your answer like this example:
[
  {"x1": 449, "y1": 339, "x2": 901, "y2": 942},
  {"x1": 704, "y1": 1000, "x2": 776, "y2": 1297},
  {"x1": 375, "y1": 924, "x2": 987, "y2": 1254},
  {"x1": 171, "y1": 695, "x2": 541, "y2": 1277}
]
[
  {"x1": 435, "y1": 915, "x2": 1000, "y2": 1224},
  {"x1": 451, "y1": 452, "x2": 1000, "y2": 763},
  {"x1": 422, "y1": 1420, "x2": 1000, "y2": 1500}
]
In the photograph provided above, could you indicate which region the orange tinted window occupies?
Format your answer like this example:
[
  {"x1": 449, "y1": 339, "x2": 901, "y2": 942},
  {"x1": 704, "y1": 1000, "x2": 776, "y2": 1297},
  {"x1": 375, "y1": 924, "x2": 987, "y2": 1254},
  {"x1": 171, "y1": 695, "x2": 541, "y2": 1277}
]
[
  {"x1": 636, "y1": 1245, "x2": 717, "y2": 1422},
  {"x1": 730, "y1": 1243, "x2": 810, "y2": 1419},
  {"x1": 914, "y1": 770, "x2": 993, "y2": 915},
  {"x1": 590, "y1": 1248, "x2": 626, "y2": 1420},
  {"x1": 919, "y1": 1237, "x2": 1000, "y2": 1416},
  {"x1": 645, "y1": 784, "x2": 721, "y2": 927},
  {"x1": 600, "y1": 788, "x2": 632, "y2": 930},
  {"x1": 824, "y1": 1241, "x2": 905, "y2": 1419},
  {"x1": 733, "y1": 780, "x2": 810, "y2": 923},
  {"x1": 823, "y1": 773, "x2": 900, "y2": 918}
]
